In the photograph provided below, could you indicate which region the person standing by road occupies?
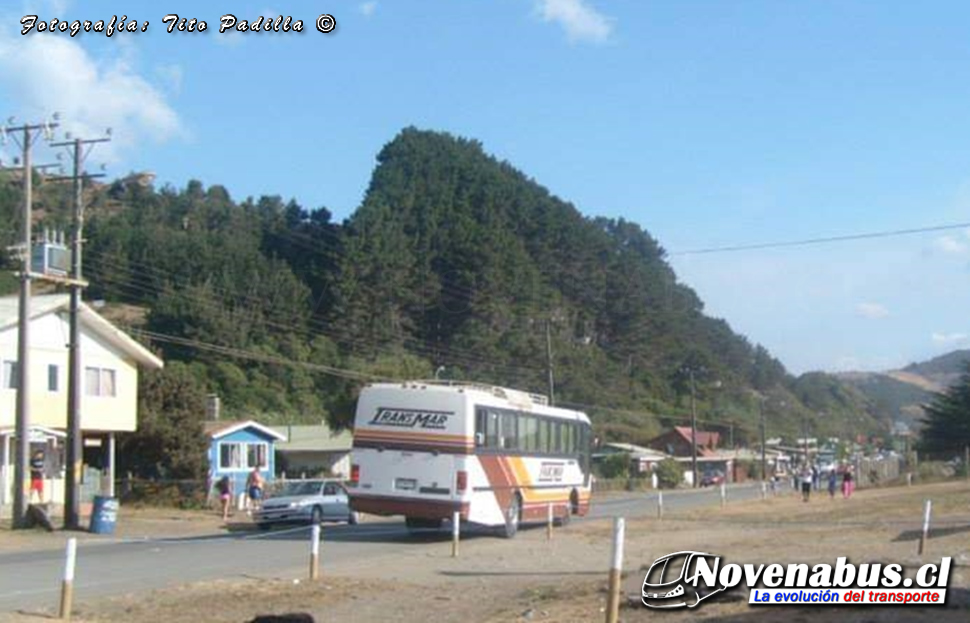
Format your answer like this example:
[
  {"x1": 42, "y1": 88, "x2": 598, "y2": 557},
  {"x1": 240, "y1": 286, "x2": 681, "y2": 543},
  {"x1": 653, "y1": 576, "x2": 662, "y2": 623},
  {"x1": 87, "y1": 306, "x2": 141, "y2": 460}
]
[
  {"x1": 799, "y1": 465, "x2": 813, "y2": 502},
  {"x1": 827, "y1": 469, "x2": 837, "y2": 499},
  {"x1": 29, "y1": 449, "x2": 45, "y2": 504},
  {"x1": 246, "y1": 465, "x2": 265, "y2": 513}
]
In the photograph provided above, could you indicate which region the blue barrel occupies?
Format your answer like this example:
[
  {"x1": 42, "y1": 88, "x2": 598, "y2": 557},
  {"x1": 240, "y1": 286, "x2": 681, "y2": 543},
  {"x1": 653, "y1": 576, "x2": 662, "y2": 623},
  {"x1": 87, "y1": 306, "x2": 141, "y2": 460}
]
[{"x1": 89, "y1": 496, "x2": 119, "y2": 534}]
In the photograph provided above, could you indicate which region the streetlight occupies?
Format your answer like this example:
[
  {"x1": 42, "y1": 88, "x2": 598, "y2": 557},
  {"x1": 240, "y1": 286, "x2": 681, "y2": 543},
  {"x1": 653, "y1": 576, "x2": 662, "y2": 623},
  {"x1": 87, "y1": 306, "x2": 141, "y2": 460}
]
[{"x1": 434, "y1": 365, "x2": 446, "y2": 380}]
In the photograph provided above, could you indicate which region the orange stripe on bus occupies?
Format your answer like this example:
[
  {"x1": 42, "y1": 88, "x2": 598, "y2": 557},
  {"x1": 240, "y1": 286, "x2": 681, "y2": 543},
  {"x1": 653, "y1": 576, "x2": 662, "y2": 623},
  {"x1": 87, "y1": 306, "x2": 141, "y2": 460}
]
[{"x1": 354, "y1": 429, "x2": 473, "y2": 442}]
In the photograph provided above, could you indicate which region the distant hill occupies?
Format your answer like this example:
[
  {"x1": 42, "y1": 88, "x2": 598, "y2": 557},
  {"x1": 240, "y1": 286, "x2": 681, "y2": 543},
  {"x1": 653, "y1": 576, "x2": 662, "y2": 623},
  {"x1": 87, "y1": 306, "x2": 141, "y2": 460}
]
[
  {"x1": 0, "y1": 128, "x2": 886, "y2": 444},
  {"x1": 836, "y1": 350, "x2": 970, "y2": 431},
  {"x1": 902, "y1": 349, "x2": 970, "y2": 388}
]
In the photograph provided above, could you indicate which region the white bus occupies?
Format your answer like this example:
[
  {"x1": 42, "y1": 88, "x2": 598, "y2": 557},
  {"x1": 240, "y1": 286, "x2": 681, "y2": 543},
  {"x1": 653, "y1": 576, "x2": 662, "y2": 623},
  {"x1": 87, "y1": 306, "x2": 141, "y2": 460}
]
[{"x1": 348, "y1": 380, "x2": 593, "y2": 537}]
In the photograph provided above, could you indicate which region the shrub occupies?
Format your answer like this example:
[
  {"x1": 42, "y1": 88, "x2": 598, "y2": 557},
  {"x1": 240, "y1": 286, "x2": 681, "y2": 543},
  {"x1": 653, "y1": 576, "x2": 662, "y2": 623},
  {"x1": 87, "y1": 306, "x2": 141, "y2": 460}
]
[
  {"x1": 655, "y1": 458, "x2": 683, "y2": 489},
  {"x1": 598, "y1": 453, "x2": 631, "y2": 479}
]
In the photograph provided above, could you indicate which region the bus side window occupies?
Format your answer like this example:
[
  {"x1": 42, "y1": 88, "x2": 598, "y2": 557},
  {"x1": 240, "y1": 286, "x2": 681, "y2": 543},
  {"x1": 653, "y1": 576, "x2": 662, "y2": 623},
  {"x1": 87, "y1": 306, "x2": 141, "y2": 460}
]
[
  {"x1": 538, "y1": 418, "x2": 550, "y2": 454},
  {"x1": 475, "y1": 408, "x2": 487, "y2": 447},
  {"x1": 520, "y1": 415, "x2": 538, "y2": 451},
  {"x1": 500, "y1": 410, "x2": 517, "y2": 450},
  {"x1": 563, "y1": 422, "x2": 574, "y2": 455},
  {"x1": 486, "y1": 410, "x2": 501, "y2": 448}
]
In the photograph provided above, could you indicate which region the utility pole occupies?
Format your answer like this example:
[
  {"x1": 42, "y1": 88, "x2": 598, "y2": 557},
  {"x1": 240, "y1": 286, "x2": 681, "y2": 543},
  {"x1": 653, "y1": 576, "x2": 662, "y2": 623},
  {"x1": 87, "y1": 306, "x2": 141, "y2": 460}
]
[
  {"x1": 49, "y1": 133, "x2": 109, "y2": 529},
  {"x1": 545, "y1": 319, "x2": 555, "y2": 406},
  {"x1": 1, "y1": 115, "x2": 58, "y2": 528},
  {"x1": 688, "y1": 368, "x2": 698, "y2": 488},
  {"x1": 759, "y1": 397, "x2": 767, "y2": 483}
]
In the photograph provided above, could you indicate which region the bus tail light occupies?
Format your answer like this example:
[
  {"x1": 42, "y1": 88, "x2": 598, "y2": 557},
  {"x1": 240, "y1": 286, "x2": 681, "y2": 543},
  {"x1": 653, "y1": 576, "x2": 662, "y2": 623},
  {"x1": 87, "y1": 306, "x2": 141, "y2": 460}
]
[
  {"x1": 351, "y1": 464, "x2": 360, "y2": 484},
  {"x1": 456, "y1": 470, "x2": 468, "y2": 492}
]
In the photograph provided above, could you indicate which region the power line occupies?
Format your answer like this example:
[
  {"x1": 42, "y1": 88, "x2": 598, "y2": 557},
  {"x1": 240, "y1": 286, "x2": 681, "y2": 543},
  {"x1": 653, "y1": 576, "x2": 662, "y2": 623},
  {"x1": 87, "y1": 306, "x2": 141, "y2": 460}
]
[{"x1": 670, "y1": 222, "x2": 970, "y2": 256}]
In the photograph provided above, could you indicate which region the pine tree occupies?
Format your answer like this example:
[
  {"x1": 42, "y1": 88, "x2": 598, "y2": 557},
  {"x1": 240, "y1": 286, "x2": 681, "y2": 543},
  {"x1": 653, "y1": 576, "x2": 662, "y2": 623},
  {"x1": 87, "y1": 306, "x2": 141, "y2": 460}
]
[{"x1": 919, "y1": 362, "x2": 970, "y2": 457}]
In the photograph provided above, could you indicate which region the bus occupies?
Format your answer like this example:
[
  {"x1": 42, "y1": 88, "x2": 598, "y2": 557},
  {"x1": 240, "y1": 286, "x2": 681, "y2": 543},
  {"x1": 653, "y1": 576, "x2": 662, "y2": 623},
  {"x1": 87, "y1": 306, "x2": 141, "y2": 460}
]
[{"x1": 347, "y1": 380, "x2": 593, "y2": 537}]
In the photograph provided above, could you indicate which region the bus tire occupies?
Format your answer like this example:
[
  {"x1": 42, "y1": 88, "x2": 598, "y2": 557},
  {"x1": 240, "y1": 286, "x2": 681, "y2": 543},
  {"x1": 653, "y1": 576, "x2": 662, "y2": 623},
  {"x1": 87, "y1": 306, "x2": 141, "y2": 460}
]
[{"x1": 502, "y1": 494, "x2": 521, "y2": 539}]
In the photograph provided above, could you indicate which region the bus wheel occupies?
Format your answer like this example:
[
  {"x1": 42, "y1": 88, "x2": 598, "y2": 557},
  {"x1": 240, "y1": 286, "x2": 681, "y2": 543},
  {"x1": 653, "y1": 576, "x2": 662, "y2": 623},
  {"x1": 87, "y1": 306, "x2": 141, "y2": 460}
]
[{"x1": 502, "y1": 495, "x2": 521, "y2": 539}]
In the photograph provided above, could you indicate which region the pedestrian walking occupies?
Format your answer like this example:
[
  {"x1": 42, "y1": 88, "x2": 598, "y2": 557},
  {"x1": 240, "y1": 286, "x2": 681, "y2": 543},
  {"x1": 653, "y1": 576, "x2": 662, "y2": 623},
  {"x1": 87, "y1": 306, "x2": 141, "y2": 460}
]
[
  {"x1": 827, "y1": 469, "x2": 837, "y2": 499},
  {"x1": 842, "y1": 467, "x2": 854, "y2": 499},
  {"x1": 811, "y1": 465, "x2": 820, "y2": 491},
  {"x1": 216, "y1": 475, "x2": 232, "y2": 522}
]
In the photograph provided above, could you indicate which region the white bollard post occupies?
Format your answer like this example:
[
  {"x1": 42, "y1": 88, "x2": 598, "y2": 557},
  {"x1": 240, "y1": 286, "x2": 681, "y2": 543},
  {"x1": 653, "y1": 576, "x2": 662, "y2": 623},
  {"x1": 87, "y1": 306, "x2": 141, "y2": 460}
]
[
  {"x1": 720, "y1": 483, "x2": 726, "y2": 508},
  {"x1": 59, "y1": 538, "x2": 77, "y2": 620},
  {"x1": 918, "y1": 499, "x2": 932, "y2": 556},
  {"x1": 761, "y1": 481, "x2": 767, "y2": 500},
  {"x1": 547, "y1": 503, "x2": 553, "y2": 540},
  {"x1": 907, "y1": 473, "x2": 913, "y2": 487},
  {"x1": 452, "y1": 510, "x2": 460, "y2": 558},
  {"x1": 309, "y1": 523, "x2": 321, "y2": 580},
  {"x1": 657, "y1": 490, "x2": 663, "y2": 520},
  {"x1": 605, "y1": 517, "x2": 625, "y2": 623}
]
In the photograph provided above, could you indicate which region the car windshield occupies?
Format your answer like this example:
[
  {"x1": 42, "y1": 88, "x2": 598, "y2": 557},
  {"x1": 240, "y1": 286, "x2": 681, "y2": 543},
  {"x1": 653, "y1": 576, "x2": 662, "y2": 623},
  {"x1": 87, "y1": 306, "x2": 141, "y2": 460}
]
[{"x1": 275, "y1": 481, "x2": 322, "y2": 497}]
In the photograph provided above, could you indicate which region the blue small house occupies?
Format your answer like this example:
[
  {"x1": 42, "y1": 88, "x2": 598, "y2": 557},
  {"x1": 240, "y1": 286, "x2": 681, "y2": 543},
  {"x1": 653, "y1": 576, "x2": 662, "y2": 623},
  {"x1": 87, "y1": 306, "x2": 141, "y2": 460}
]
[{"x1": 205, "y1": 420, "x2": 286, "y2": 501}]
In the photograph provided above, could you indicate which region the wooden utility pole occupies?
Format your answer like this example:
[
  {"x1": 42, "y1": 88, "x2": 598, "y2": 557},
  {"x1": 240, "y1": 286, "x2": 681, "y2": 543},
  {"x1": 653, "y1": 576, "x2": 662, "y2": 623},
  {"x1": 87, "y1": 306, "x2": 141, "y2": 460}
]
[
  {"x1": 1, "y1": 115, "x2": 58, "y2": 528},
  {"x1": 49, "y1": 133, "x2": 108, "y2": 528},
  {"x1": 545, "y1": 319, "x2": 555, "y2": 405}
]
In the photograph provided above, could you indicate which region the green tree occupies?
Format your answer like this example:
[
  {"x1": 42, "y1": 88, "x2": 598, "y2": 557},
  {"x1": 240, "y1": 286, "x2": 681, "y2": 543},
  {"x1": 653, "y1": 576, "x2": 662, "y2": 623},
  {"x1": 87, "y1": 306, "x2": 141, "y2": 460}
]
[
  {"x1": 118, "y1": 362, "x2": 209, "y2": 479},
  {"x1": 919, "y1": 362, "x2": 970, "y2": 458}
]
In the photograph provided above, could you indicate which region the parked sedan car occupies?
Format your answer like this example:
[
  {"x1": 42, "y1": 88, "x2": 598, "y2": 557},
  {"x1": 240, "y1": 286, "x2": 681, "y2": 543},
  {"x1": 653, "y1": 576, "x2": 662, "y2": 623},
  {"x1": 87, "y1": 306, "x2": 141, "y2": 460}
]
[
  {"x1": 253, "y1": 479, "x2": 359, "y2": 529},
  {"x1": 699, "y1": 471, "x2": 725, "y2": 487}
]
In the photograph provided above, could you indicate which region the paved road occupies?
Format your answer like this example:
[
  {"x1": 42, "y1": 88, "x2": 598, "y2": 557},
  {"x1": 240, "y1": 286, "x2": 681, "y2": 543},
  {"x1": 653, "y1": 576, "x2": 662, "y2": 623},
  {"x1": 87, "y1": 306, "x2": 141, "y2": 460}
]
[{"x1": 0, "y1": 483, "x2": 764, "y2": 613}]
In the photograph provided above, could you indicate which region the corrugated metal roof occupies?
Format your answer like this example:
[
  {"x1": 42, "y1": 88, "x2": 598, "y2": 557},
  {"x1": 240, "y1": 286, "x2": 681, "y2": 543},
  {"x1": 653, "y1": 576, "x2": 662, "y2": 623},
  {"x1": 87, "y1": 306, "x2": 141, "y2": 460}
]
[{"x1": 270, "y1": 424, "x2": 352, "y2": 452}]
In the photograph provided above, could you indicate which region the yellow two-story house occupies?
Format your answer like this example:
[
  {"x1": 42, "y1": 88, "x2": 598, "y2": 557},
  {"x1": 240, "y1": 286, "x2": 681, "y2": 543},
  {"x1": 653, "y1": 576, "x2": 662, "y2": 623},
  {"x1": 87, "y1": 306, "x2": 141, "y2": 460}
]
[{"x1": 0, "y1": 294, "x2": 163, "y2": 513}]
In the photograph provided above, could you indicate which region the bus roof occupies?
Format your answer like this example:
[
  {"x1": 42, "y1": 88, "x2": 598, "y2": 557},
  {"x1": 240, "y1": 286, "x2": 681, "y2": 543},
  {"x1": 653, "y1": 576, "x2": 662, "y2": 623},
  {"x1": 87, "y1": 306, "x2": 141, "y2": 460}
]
[{"x1": 360, "y1": 380, "x2": 590, "y2": 423}]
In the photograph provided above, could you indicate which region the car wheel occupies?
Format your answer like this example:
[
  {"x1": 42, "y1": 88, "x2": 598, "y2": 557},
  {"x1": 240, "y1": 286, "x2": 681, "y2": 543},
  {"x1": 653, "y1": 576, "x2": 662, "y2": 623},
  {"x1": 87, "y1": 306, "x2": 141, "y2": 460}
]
[
  {"x1": 502, "y1": 495, "x2": 520, "y2": 539},
  {"x1": 310, "y1": 506, "x2": 323, "y2": 525}
]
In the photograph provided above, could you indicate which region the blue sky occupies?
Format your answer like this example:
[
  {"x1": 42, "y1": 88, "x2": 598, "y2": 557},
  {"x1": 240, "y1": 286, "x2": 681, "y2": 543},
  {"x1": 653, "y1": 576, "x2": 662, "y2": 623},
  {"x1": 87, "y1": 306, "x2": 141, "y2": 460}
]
[{"x1": 2, "y1": 0, "x2": 970, "y2": 374}]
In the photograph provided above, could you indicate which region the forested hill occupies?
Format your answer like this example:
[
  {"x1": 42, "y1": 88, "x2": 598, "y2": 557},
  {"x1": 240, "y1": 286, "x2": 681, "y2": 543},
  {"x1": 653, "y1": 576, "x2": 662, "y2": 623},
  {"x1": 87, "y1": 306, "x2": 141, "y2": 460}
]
[{"x1": 0, "y1": 127, "x2": 887, "y2": 445}]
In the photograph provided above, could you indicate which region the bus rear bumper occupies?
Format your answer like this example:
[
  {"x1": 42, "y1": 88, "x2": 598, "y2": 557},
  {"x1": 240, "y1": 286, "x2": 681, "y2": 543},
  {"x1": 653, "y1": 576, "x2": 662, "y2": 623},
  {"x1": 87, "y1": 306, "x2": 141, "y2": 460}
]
[{"x1": 350, "y1": 494, "x2": 469, "y2": 520}]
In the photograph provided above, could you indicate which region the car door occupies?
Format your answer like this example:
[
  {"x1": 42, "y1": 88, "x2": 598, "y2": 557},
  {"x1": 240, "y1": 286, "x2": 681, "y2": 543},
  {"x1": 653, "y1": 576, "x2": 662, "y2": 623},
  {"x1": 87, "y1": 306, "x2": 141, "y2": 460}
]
[{"x1": 321, "y1": 481, "x2": 345, "y2": 519}]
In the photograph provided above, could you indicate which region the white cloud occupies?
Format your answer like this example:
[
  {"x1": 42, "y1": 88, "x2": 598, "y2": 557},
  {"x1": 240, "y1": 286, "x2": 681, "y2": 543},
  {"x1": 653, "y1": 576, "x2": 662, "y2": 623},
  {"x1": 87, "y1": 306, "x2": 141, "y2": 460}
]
[
  {"x1": 934, "y1": 235, "x2": 969, "y2": 255},
  {"x1": 855, "y1": 302, "x2": 890, "y2": 319},
  {"x1": 932, "y1": 332, "x2": 969, "y2": 345},
  {"x1": 0, "y1": 30, "x2": 184, "y2": 163},
  {"x1": 360, "y1": 2, "x2": 377, "y2": 17},
  {"x1": 156, "y1": 63, "x2": 184, "y2": 95},
  {"x1": 533, "y1": 0, "x2": 613, "y2": 44}
]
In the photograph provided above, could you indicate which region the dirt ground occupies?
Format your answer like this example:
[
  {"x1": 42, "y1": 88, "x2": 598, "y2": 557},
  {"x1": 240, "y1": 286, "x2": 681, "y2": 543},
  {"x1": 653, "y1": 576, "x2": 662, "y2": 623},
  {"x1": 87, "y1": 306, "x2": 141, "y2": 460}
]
[
  {"x1": 0, "y1": 506, "x2": 252, "y2": 553},
  {"x1": 3, "y1": 481, "x2": 970, "y2": 622}
]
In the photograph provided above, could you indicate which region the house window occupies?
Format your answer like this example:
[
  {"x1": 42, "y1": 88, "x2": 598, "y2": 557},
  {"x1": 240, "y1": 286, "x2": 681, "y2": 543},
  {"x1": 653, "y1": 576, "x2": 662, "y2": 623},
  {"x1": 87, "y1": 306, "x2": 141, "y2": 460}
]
[
  {"x1": 85, "y1": 367, "x2": 117, "y2": 397},
  {"x1": 247, "y1": 443, "x2": 267, "y2": 470},
  {"x1": 219, "y1": 441, "x2": 269, "y2": 471},
  {"x1": 220, "y1": 443, "x2": 243, "y2": 469},
  {"x1": 2, "y1": 360, "x2": 19, "y2": 389},
  {"x1": 48, "y1": 364, "x2": 59, "y2": 392}
]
